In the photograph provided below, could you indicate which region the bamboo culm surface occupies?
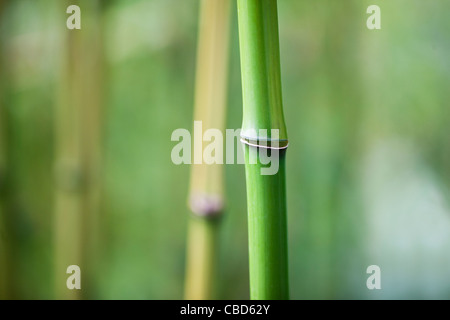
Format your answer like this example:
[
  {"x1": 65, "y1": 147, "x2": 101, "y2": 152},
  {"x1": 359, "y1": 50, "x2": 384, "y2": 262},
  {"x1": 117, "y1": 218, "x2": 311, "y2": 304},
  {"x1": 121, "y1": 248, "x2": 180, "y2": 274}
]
[
  {"x1": 184, "y1": 0, "x2": 231, "y2": 300},
  {"x1": 237, "y1": 0, "x2": 289, "y2": 300}
]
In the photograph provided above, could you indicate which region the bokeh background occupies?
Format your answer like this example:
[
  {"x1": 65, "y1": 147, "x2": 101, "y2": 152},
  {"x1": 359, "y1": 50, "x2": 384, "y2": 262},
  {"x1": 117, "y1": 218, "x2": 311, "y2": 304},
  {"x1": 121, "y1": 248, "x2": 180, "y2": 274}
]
[{"x1": 1, "y1": 0, "x2": 450, "y2": 299}]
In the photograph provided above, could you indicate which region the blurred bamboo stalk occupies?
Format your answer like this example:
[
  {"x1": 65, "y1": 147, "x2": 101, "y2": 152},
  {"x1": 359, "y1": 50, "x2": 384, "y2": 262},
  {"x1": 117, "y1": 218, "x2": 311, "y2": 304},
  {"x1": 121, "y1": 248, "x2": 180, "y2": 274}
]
[
  {"x1": 80, "y1": 1, "x2": 107, "y2": 299},
  {"x1": 184, "y1": 0, "x2": 231, "y2": 300},
  {"x1": 0, "y1": 0, "x2": 17, "y2": 300},
  {"x1": 54, "y1": 0, "x2": 105, "y2": 299},
  {"x1": 54, "y1": 9, "x2": 84, "y2": 299},
  {"x1": 0, "y1": 0, "x2": 9, "y2": 299}
]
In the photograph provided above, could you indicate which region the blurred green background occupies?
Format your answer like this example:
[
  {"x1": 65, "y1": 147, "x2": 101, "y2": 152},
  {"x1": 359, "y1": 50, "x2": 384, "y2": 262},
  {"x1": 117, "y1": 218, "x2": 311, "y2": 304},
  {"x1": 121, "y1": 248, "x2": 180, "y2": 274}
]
[{"x1": 1, "y1": 0, "x2": 450, "y2": 299}]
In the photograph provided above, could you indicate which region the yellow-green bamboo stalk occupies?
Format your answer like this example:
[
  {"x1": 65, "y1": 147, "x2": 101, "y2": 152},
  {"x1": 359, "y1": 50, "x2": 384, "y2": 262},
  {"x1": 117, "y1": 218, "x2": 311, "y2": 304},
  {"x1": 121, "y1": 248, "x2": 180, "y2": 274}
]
[
  {"x1": 0, "y1": 0, "x2": 17, "y2": 300},
  {"x1": 0, "y1": 0, "x2": 8, "y2": 299},
  {"x1": 54, "y1": 0, "x2": 105, "y2": 299},
  {"x1": 184, "y1": 0, "x2": 231, "y2": 300},
  {"x1": 0, "y1": 99, "x2": 6, "y2": 300},
  {"x1": 54, "y1": 12, "x2": 84, "y2": 299},
  {"x1": 79, "y1": 1, "x2": 106, "y2": 298}
]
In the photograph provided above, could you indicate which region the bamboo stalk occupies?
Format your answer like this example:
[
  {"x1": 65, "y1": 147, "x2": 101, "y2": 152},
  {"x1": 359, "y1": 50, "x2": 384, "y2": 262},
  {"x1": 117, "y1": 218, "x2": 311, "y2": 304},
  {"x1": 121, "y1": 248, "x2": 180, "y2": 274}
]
[
  {"x1": 184, "y1": 0, "x2": 231, "y2": 300},
  {"x1": 237, "y1": 0, "x2": 289, "y2": 300},
  {"x1": 80, "y1": 0, "x2": 106, "y2": 298},
  {"x1": 54, "y1": 10, "x2": 84, "y2": 299},
  {"x1": 0, "y1": 0, "x2": 17, "y2": 300},
  {"x1": 54, "y1": 0, "x2": 105, "y2": 299},
  {"x1": 0, "y1": 0, "x2": 8, "y2": 299},
  {"x1": 185, "y1": 217, "x2": 219, "y2": 299}
]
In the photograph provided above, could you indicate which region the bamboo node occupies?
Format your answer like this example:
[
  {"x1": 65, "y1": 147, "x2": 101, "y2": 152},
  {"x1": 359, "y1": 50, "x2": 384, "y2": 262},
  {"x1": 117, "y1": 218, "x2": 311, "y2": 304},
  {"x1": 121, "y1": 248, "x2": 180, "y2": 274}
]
[
  {"x1": 54, "y1": 161, "x2": 85, "y2": 192},
  {"x1": 188, "y1": 193, "x2": 224, "y2": 218},
  {"x1": 240, "y1": 137, "x2": 289, "y2": 150}
]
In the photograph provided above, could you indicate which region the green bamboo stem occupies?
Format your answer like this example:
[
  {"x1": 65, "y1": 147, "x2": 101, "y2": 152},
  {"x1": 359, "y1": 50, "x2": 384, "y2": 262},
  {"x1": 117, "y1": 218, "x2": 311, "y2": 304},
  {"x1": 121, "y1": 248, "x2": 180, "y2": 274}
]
[
  {"x1": 237, "y1": 0, "x2": 289, "y2": 300},
  {"x1": 184, "y1": 0, "x2": 230, "y2": 300}
]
